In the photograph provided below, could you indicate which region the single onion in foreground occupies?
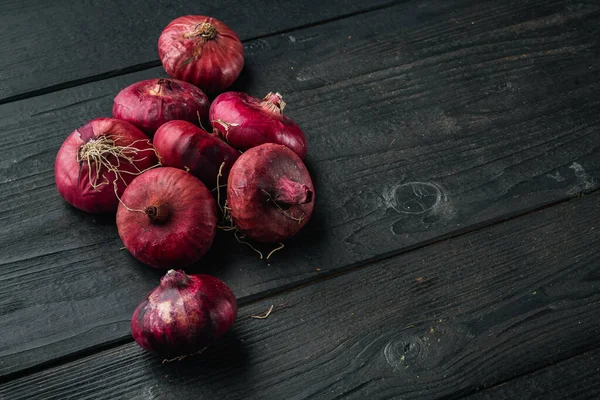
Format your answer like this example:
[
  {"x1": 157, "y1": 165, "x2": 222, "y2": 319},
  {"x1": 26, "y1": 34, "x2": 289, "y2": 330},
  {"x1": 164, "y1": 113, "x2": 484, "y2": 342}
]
[
  {"x1": 227, "y1": 143, "x2": 315, "y2": 242},
  {"x1": 131, "y1": 270, "x2": 237, "y2": 357},
  {"x1": 55, "y1": 118, "x2": 158, "y2": 213},
  {"x1": 153, "y1": 120, "x2": 240, "y2": 189},
  {"x1": 117, "y1": 167, "x2": 217, "y2": 268},
  {"x1": 210, "y1": 92, "x2": 307, "y2": 158},
  {"x1": 158, "y1": 15, "x2": 244, "y2": 93},
  {"x1": 112, "y1": 78, "x2": 210, "y2": 137}
]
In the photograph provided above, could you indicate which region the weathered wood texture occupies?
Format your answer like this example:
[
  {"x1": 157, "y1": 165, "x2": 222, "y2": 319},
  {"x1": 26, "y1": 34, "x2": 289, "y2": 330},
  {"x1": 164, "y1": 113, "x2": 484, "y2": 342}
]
[
  {"x1": 465, "y1": 347, "x2": 600, "y2": 400},
  {"x1": 0, "y1": 0, "x2": 395, "y2": 103},
  {"x1": 2, "y1": 191, "x2": 599, "y2": 399},
  {"x1": 1, "y1": 0, "x2": 600, "y2": 377}
]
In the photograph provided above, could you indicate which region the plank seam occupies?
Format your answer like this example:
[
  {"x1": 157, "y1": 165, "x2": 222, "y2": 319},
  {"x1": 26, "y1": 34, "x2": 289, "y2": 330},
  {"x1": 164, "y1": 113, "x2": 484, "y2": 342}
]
[
  {"x1": 1, "y1": 186, "x2": 597, "y2": 385},
  {"x1": 0, "y1": 0, "x2": 404, "y2": 107},
  {"x1": 452, "y1": 343, "x2": 600, "y2": 400}
]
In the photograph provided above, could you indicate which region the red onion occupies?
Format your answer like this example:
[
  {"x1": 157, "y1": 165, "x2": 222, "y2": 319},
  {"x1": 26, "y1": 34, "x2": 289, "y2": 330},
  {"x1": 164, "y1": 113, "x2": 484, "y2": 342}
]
[
  {"x1": 131, "y1": 270, "x2": 237, "y2": 357},
  {"x1": 158, "y1": 16, "x2": 244, "y2": 93},
  {"x1": 112, "y1": 78, "x2": 210, "y2": 137},
  {"x1": 227, "y1": 143, "x2": 314, "y2": 242},
  {"x1": 153, "y1": 120, "x2": 240, "y2": 189},
  {"x1": 54, "y1": 118, "x2": 157, "y2": 214},
  {"x1": 210, "y1": 92, "x2": 307, "y2": 158},
  {"x1": 116, "y1": 167, "x2": 217, "y2": 268}
]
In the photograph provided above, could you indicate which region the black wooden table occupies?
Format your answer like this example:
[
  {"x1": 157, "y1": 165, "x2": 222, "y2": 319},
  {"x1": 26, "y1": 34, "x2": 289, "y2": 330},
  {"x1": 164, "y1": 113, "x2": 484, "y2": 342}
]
[{"x1": 1, "y1": 1, "x2": 599, "y2": 399}]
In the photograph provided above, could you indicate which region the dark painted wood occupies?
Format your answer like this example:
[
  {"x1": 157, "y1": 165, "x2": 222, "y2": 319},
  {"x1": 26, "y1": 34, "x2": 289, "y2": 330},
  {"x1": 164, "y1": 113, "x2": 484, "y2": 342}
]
[
  {"x1": 2, "y1": 192, "x2": 599, "y2": 399},
  {"x1": 464, "y1": 348, "x2": 600, "y2": 400},
  {"x1": 2, "y1": 0, "x2": 600, "y2": 377},
  {"x1": 0, "y1": 0, "x2": 395, "y2": 103}
]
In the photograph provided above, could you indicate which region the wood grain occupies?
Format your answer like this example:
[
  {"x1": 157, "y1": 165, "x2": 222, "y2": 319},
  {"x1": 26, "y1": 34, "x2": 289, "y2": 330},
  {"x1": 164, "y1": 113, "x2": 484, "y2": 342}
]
[
  {"x1": 0, "y1": 0, "x2": 395, "y2": 103},
  {"x1": 464, "y1": 347, "x2": 600, "y2": 400},
  {"x1": 2, "y1": 191, "x2": 599, "y2": 399},
  {"x1": 1, "y1": 0, "x2": 600, "y2": 377}
]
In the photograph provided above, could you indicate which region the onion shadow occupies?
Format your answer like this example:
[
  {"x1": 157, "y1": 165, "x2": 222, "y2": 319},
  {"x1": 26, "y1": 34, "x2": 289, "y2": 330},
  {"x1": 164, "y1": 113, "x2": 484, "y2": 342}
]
[
  {"x1": 228, "y1": 64, "x2": 255, "y2": 94},
  {"x1": 154, "y1": 328, "x2": 250, "y2": 391}
]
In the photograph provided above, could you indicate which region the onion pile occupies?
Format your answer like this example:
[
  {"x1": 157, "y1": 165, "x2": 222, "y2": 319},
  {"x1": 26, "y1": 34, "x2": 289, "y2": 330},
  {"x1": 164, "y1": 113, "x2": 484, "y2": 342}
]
[{"x1": 53, "y1": 14, "x2": 316, "y2": 360}]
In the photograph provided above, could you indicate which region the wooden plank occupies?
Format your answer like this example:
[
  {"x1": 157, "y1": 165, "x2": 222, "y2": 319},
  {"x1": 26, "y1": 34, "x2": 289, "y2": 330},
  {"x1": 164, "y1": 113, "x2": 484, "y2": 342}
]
[
  {"x1": 464, "y1": 348, "x2": 600, "y2": 400},
  {"x1": 2, "y1": 191, "x2": 599, "y2": 399},
  {"x1": 2, "y1": 0, "x2": 600, "y2": 377},
  {"x1": 0, "y1": 0, "x2": 395, "y2": 103}
]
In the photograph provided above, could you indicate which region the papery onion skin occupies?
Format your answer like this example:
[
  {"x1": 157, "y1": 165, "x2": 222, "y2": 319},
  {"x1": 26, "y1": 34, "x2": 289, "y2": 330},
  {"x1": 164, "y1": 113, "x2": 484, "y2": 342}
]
[
  {"x1": 210, "y1": 92, "x2": 307, "y2": 158},
  {"x1": 116, "y1": 167, "x2": 217, "y2": 268},
  {"x1": 131, "y1": 270, "x2": 237, "y2": 357},
  {"x1": 112, "y1": 78, "x2": 210, "y2": 137},
  {"x1": 158, "y1": 16, "x2": 244, "y2": 93},
  {"x1": 228, "y1": 143, "x2": 315, "y2": 242},
  {"x1": 153, "y1": 120, "x2": 240, "y2": 189},
  {"x1": 54, "y1": 118, "x2": 157, "y2": 214}
]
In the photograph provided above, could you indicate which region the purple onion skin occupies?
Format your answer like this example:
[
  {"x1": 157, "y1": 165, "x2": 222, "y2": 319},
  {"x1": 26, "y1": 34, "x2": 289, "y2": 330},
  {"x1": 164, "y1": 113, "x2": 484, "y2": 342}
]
[
  {"x1": 116, "y1": 167, "x2": 217, "y2": 269},
  {"x1": 131, "y1": 270, "x2": 237, "y2": 357},
  {"x1": 153, "y1": 120, "x2": 240, "y2": 189},
  {"x1": 228, "y1": 143, "x2": 315, "y2": 242},
  {"x1": 210, "y1": 92, "x2": 307, "y2": 158},
  {"x1": 158, "y1": 16, "x2": 244, "y2": 93},
  {"x1": 113, "y1": 78, "x2": 210, "y2": 137},
  {"x1": 54, "y1": 118, "x2": 157, "y2": 213}
]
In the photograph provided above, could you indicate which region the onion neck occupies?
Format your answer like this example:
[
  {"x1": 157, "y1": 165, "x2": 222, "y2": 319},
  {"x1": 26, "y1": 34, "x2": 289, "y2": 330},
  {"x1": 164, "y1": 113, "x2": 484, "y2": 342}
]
[
  {"x1": 161, "y1": 270, "x2": 190, "y2": 288},
  {"x1": 188, "y1": 22, "x2": 217, "y2": 40},
  {"x1": 271, "y1": 177, "x2": 313, "y2": 209},
  {"x1": 145, "y1": 203, "x2": 169, "y2": 223},
  {"x1": 260, "y1": 92, "x2": 287, "y2": 115},
  {"x1": 149, "y1": 79, "x2": 173, "y2": 96}
]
